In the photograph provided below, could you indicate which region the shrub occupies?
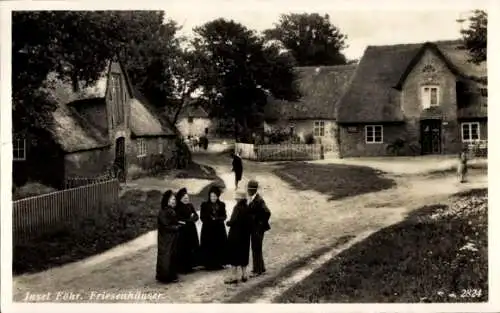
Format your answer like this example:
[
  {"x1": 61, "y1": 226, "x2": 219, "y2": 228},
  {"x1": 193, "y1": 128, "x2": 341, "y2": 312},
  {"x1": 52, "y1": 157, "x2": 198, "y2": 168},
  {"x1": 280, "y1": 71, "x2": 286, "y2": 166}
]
[
  {"x1": 386, "y1": 138, "x2": 406, "y2": 156},
  {"x1": 265, "y1": 128, "x2": 299, "y2": 144},
  {"x1": 13, "y1": 182, "x2": 57, "y2": 200},
  {"x1": 304, "y1": 133, "x2": 315, "y2": 144}
]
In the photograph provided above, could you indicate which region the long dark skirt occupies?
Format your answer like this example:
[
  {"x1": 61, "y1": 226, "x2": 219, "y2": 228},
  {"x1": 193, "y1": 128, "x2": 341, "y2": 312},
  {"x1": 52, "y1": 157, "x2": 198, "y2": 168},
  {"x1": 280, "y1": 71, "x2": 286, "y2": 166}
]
[
  {"x1": 177, "y1": 222, "x2": 200, "y2": 272},
  {"x1": 235, "y1": 170, "x2": 242, "y2": 183},
  {"x1": 156, "y1": 231, "x2": 179, "y2": 282},
  {"x1": 227, "y1": 227, "x2": 251, "y2": 267},
  {"x1": 200, "y1": 221, "x2": 228, "y2": 269}
]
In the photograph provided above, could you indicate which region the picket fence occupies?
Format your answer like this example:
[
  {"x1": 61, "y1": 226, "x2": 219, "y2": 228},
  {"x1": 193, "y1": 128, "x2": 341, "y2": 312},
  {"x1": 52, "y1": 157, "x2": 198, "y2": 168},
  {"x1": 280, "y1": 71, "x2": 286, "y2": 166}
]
[
  {"x1": 467, "y1": 140, "x2": 487, "y2": 158},
  {"x1": 235, "y1": 142, "x2": 324, "y2": 161},
  {"x1": 13, "y1": 179, "x2": 120, "y2": 244}
]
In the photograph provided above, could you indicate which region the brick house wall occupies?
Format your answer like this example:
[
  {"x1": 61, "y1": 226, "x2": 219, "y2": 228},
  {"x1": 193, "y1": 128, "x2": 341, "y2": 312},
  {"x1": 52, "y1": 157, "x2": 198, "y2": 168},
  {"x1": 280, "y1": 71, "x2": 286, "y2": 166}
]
[
  {"x1": 339, "y1": 123, "x2": 405, "y2": 157},
  {"x1": 400, "y1": 48, "x2": 461, "y2": 155},
  {"x1": 128, "y1": 136, "x2": 176, "y2": 179}
]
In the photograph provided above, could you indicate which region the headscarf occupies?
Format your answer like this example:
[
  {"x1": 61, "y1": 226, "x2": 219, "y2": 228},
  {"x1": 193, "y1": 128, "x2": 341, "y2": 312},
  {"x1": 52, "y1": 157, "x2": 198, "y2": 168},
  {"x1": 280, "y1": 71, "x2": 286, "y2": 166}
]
[
  {"x1": 161, "y1": 190, "x2": 175, "y2": 209},
  {"x1": 176, "y1": 187, "x2": 188, "y2": 204},
  {"x1": 207, "y1": 185, "x2": 221, "y2": 201}
]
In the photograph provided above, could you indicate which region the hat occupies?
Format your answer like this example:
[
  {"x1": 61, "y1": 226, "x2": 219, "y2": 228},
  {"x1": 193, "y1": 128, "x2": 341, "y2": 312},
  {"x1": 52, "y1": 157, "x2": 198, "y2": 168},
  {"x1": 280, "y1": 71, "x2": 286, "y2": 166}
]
[{"x1": 247, "y1": 180, "x2": 259, "y2": 190}]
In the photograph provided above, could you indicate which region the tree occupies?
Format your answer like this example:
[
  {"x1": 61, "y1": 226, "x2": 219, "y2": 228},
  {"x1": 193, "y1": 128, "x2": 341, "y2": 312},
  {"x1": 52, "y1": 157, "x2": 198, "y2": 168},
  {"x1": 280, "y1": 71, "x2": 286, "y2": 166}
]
[
  {"x1": 191, "y1": 18, "x2": 300, "y2": 141},
  {"x1": 12, "y1": 11, "x2": 179, "y2": 131},
  {"x1": 459, "y1": 10, "x2": 487, "y2": 64},
  {"x1": 263, "y1": 13, "x2": 348, "y2": 66}
]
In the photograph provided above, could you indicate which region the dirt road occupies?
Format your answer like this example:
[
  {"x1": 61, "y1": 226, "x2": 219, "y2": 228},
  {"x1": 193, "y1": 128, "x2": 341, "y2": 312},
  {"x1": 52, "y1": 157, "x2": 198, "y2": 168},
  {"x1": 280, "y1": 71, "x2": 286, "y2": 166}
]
[{"x1": 13, "y1": 154, "x2": 487, "y2": 303}]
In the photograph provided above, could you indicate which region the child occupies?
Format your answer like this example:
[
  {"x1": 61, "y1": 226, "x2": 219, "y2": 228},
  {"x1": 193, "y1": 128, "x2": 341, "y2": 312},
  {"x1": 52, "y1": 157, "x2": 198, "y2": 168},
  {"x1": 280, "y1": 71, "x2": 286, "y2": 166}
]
[{"x1": 457, "y1": 148, "x2": 468, "y2": 183}]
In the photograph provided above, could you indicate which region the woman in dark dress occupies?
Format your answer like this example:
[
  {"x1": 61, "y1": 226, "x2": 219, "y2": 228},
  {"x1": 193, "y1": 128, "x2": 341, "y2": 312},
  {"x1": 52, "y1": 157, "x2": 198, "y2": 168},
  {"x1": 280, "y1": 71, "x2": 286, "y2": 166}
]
[
  {"x1": 175, "y1": 188, "x2": 200, "y2": 273},
  {"x1": 156, "y1": 190, "x2": 181, "y2": 283},
  {"x1": 200, "y1": 185, "x2": 228, "y2": 270},
  {"x1": 232, "y1": 150, "x2": 243, "y2": 190},
  {"x1": 225, "y1": 191, "x2": 252, "y2": 284}
]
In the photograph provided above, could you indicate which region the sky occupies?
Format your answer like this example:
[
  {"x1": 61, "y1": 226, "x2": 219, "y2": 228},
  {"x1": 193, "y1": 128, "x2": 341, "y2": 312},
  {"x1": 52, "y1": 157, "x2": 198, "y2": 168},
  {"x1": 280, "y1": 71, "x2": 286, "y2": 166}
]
[{"x1": 161, "y1": 0, "x2": 489, "y2": 60}]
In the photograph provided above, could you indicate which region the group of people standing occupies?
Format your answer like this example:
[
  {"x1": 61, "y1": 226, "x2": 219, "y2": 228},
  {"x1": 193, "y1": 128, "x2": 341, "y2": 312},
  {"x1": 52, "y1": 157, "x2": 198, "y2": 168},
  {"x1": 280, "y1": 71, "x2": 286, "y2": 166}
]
[{"x1": 156, "y1": 179, "x2": 271, "y2": 285}]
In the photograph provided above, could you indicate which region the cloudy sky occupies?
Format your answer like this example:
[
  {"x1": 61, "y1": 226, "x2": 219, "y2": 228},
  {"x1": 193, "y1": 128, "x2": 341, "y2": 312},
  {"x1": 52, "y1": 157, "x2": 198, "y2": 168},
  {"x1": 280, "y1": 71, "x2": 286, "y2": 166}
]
[{"x1": 162, "y1": 0, "x2": 488, "y2": 60}]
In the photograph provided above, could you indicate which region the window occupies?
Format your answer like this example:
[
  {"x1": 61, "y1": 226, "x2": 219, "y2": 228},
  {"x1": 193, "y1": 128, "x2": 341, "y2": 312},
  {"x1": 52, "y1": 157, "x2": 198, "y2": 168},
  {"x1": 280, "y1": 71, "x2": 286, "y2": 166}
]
[
  {"x1": 187, "y1": 116, "x2": 194, "y2": 124},
  {"x1": 13, "y1": 138, "x2": 26, "y2": 161},
  {"x1": 313, "y1": 121, "x2": 325, "y2": 137},
  {"x1": 110, "y1": 74, "x2": 124, "y2": 125},
  {"x1": 479, "y1": 88, "x2": 487, "y2": 97},
  {"x1": 421, "y1": 86, "x2": 440, "y2": 109},
  {"x1": 137, "y1": 139, "x2": 147, "y2": 157},
  {"x1": 365, "y1": 125, "x2": 383, "y2": 143},
  {"x1": 289, "y1": 126, "x2": 295, "y2": 135},
  {"x1": 461, "y1": 122, "x2": 480, "y2": 142}
]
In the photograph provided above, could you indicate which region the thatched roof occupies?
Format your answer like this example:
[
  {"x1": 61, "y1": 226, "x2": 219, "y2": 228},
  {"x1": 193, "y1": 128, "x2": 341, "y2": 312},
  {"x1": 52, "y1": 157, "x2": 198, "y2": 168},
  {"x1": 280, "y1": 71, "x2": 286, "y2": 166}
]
[
  {"x1": 129, "y1": 97, "x2": 175, "y2": 137},
  {"x1": 50, "y1": 102, "x2": 109, "y2": 153},
  {"x1": 178, "y1": 105, "x2": 209, "y2": 119},
  {"x1": 42, "y1": 68, "x2": 110, "y2": 153},
  {"x1": 337, "y1": 40, "x2": 487, "y2": 123},
  {"x1": 41, "y1": 60, "x2": 176, "y2": 152},
  {"x1": 265, "y1": 64, "x2": 356, "y2": 120}
]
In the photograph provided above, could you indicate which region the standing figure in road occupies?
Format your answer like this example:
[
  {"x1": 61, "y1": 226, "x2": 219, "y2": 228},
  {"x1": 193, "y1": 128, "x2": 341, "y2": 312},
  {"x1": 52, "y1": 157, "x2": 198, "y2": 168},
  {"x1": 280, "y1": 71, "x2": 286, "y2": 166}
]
[
  {"x1": 200, "y1": 185, "x2": 228, "y2": 270},
  {"x1": 232, "y1": 150, "x2": 243, "y2": 190},
  {"x1": 156, "y1": 190, "x2": 181, "y2": 283},
  {"x1": 247, "y1": 180, "x2": 271, "y2": 277},
  {"x1": 225, "y1": 191, "x2": 252, "y2": 284},
  {"x1": 457, "y1": 148, "x2": 469, "y2": 183},
  {"x1": 175, "y1": 188, "x2": 200, "y2": 273}
]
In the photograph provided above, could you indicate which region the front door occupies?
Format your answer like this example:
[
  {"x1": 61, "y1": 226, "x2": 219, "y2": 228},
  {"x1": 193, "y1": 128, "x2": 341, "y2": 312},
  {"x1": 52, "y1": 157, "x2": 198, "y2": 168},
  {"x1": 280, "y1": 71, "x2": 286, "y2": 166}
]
[
  {"x1": 114, "y1": 137, "x2": 126, "y2": 182},
  {"x1": 420, "y1": 120, "x2": 441, "y2": 155}
]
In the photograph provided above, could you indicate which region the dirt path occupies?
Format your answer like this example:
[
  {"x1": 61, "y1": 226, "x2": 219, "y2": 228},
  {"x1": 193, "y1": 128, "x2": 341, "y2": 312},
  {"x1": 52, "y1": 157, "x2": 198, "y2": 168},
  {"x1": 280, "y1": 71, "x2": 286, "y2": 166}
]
[{"x1": 13, "y1": 155, "x2": 487, "y2": 303}]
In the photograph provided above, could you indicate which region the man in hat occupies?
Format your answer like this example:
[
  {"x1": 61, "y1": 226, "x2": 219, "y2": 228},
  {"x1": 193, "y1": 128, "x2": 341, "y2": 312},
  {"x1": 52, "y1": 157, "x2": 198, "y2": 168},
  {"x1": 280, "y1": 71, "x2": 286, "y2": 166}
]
[{"x1": 247, "y1": 179, "x2": 271, "y2": 276}]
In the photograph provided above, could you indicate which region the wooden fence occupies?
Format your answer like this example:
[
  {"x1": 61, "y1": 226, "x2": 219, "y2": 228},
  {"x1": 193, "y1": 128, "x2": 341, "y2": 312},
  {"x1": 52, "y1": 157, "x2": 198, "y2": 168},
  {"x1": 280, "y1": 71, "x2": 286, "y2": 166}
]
[
  {"x1": 235, "y1": 142, "x2": 324, "y2": 161},
  {"x1": 13, "y1": 179, "x2": 120, "y2": 244}
]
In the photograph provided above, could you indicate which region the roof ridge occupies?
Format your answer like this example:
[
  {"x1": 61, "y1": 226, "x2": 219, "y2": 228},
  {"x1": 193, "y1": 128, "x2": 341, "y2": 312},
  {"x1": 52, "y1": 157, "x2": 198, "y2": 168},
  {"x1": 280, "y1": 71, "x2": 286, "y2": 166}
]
[
  {"x1": 295, "y1": 64, "x2": 357, "y2": 70},
  {"x1": 366, "y1": 38, "x2": 463, "y2": 50}
]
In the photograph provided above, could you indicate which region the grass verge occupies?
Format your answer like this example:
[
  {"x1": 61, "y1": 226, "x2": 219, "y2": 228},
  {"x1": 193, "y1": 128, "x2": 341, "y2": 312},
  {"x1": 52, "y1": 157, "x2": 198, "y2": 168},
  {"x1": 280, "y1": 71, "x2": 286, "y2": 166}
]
[
  {"x1": 13, "y1": 189, "x2": 163, "y2": 275},
  {"x1": 276, "y1": 188, "x2": 488, "y2": 303},
  {"x1": 273, "y1": 162, "x2": 396, "y2": 201}
]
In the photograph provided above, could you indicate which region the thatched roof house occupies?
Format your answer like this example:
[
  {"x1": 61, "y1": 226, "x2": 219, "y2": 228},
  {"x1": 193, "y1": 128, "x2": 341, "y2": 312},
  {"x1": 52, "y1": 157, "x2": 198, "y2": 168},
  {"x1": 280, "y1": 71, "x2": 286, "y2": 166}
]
[
  {"x1": 14, "y1": 59, "x2": 178, "y2": 188},
  {"x1": 337, "y1": 40, "x2": 486, "y2": 124},
  {"x1": 336, "y1": 39, "x2": 487, "y2": 157},
  {"x1": 41, "y1": 64, "x2": 175, "y2": 153},
  {"x1": 265, "y1": 64, "x2": 357, "y2": 121}
]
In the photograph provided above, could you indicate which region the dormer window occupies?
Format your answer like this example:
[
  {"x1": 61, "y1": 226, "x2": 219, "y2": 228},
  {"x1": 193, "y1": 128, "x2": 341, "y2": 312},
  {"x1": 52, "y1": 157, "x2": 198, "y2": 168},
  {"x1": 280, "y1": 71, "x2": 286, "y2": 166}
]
[{"x1": 421, "y1": 85, "x2": 440, "y2": 109}]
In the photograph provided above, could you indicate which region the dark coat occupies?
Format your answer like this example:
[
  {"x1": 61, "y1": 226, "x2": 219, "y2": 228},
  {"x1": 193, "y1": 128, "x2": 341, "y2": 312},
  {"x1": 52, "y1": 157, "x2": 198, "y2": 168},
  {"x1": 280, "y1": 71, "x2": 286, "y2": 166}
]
[
  {"x1": 232, "y1": 155, "x2": 243, "y2": 181},
  {"x1": 156, "y1": 205, "x2": 180, "y2": 282},
  {"x1": 175, "y1": 202, "x2": 200, "y2": 271},
  {"x1": 226, "y1": 199, "x2": 252, "y2": 266},
  {"x1": 200, "y1": 200, "x2": 228, "y2": 268},
  {"x1": 248, "y1": 193, "x2": 271, "y2": 233}
]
